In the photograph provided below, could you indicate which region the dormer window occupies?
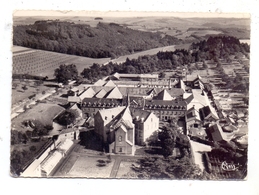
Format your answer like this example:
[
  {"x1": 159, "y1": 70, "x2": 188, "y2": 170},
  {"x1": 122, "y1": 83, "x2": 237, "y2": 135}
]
[{"x1": 105, "y1": 116, "x2": 107, "y2": 120}]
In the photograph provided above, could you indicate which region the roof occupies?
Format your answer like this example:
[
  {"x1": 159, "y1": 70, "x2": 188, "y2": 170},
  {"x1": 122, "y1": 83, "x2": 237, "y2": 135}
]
[
  {"x1": 82, "y1": 98, "x2": 123, "y2": 108},
  {"x1": 94, "y1": 89, "x2": 107, "y2": 98},
  {"x1": 154, "y1": 89, "x2": 173, "y2": 100},
  {"x1": 113, "y1": 72, "x2": 158, "y2": 79},
  {"x1": 187, "y1": 89, "x2": 210, "y2": 110},
  {"x1": 40, "y1": 151, "x2": 63, "y2": 174},
  {"x1": 131, "y1": 109, "x2": 152, "y2": 122},
  {"x1": 207, "y1": 124, "x2": 225, "y2": 142},
  {"x1": 97, "y1": 106, "x2": 126, "y2": 123},
  {"x1": 68, "y1": 96, "x2": 81, "y2": 103},
  {"x1": 103, "y1": 80, "x2": 116, "y2": 87},
  {"x1": 111, "y1": 107, "x2": 133, "y2": 130},
  {"x1": 94, "y1": 79, "x2": 106, "y2": 86},
  {"x1": 186, "y1": 106, "x2": 201, "y2": 121},
  {"x1": 222, "y1": 125, "x2": 238, "y2": 133},
  {"x1": 199, "y1": 105, "x2": 219, "y2": 120},
  {"x1": 105, "y1": 87, "x2": 123, "y2": 99},
  {"x1": 145, "y1": 99, "x2": 187, "y2": 110},
  {"x1": 79, "y1": 87, "x2": 96, "y2": 99},
  {"x1": 70, "y1": 87, "x2": 79, "y2": 92}
]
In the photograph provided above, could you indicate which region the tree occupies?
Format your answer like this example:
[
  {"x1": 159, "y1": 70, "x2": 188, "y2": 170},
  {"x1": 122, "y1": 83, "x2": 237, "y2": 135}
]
[
  {"x1": 57, "y1": 109, "x2": 79, "y2": 126},
  {"x1": 158, "y1": 126, "x2": 175, "y2": 158},
  {"x1": 54, "y1": 64, "x2": 78, "y2": 84},
  {"x1": 29, "y1": 145, "x2": 37, "y2": 152},
  {"x1": 159, "y1": 71, "x2": 166, "y2": 79},
  {"x1": 130, "y1": 156, "x2": 204, "y2": 179}
]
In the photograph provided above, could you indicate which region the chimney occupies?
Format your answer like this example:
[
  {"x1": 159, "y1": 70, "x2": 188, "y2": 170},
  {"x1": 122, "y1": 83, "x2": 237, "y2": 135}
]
[
  {"x1": 141, "y1": 117, "x2": 144, "y2": 122},
  {"x1": 136, "y1": 116, "x2": 139, "y2": 120},
  {"x1": 169, "y1": 79, "x2": 172, "y2": 89}
]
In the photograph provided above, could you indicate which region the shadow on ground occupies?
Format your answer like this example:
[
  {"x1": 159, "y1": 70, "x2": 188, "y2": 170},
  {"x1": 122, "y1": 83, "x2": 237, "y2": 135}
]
[{"x1": 79, "y1": 130, "x2": 103, "y2": 151}]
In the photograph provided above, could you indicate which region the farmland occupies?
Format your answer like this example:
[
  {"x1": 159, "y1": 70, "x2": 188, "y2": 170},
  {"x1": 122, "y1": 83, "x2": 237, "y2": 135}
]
[{"x1": 13, "y1": 46, "x2": 110, "y2": 79}]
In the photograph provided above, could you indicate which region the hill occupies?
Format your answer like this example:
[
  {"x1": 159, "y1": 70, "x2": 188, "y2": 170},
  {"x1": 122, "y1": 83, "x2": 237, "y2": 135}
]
[{"x1": 13, "y1": 20, "x2": 183, "y2": 58}]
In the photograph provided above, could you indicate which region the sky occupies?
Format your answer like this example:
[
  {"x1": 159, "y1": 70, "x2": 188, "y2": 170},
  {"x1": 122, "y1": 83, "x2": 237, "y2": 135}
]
[{"x1": 13, "y1": 10, "x2": 250, "y2": 18}]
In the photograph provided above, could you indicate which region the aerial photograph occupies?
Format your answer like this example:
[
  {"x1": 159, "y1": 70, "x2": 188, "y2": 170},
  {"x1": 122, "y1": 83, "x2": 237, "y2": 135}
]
[{"x1": 11, "y1": 11, "x2": 250, "y2": 179}]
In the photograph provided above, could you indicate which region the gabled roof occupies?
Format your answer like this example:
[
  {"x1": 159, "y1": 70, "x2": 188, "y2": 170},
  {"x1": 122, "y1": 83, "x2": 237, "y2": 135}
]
[
  {"x1": 187, "y1": 89, "x2": 210, "y2": 110},
  {"x1": 79, "y1": 87, "x2": 96, "y2": 99},
  {"x1": 98, "y1": 106, "x2": 126, "y2": 124},
  {"x1": 105, "y1": 87, "x2": 123, "y2": 99},
  {"x1": 103, "y1": 80, "x2": 116, "y2": 87},
  {"x1": 154, "y1": 89, "x2": 172, "y2": 100},
  {"x1": 94, "y1": 79, "x2": 106, "y2": 86},
  {"x1": 147, "y1": 88, "x2": 157, "y2": 96},
  {"x1": 108, "y1": 106, "x2": 133, "y2": 130},
  {"x1": 207, "y1": 124, "x2": 225, "y2": 142},
  {"x1": 186, "y1": 106, "x2": 201, "y2": 121},
  {"x1": 94, "y1": 89, "x2": 107, "y2": 98},
  {"x1": 131, "y1": 109, "x2": 152, "y2": 122},
  {"x1": 199, "y1": 105, "x2": 219, "y2": 120}
]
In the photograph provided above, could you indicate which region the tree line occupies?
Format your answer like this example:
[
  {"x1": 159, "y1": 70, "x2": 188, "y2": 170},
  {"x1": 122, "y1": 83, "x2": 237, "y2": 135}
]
[
  {"x1": 13, "y1": 20, "x2": 182, "y2": 58},
  {"x1": 78, "y1": 36, "x2": 249, "y2": 82}
]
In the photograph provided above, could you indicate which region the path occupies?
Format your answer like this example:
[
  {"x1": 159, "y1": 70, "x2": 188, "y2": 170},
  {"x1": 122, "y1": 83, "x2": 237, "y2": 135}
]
[{"x1": 109, "y1": 157, "x2": 122, "y2": 178}]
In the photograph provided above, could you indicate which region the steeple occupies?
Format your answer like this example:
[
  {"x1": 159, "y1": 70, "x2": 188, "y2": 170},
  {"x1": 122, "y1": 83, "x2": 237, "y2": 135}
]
[{"x1": 126, "y1": 90, "x2": 130, "y2": 107}]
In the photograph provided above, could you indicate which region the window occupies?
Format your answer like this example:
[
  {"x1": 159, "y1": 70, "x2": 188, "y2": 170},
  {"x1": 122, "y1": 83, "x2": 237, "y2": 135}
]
[
  {"x1": 194, "y1": 124, "x2": 199, "y2": 128},
  {"x1": 118, "y1": 135, "x2": 122, "y2": 142},
  {"x1": 119, "y1": 148, "x2": 122, "y2": 152}
]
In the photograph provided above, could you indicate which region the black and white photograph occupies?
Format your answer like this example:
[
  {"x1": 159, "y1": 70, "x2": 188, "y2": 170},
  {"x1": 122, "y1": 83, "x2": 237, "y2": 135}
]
[{"x1": 10, "y1": 11, "x2": 250, "y2": 179}]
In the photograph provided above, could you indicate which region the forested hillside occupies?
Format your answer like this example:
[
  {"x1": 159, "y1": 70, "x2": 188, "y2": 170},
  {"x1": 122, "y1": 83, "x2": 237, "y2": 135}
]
[
  {"x1": 81, "y1": 36, "x2": 250, "y2": 81},
  {"x1": 13, "y1": 20, "x2": 182, "y2": 58}
]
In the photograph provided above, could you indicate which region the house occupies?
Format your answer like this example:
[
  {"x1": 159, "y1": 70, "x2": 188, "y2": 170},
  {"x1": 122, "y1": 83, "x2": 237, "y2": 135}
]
[
  {"x1": 199, "y1": 105, "x2": 219, "y2": 123},
  {"x1": 131, "y1": 109, "x2": 159, "y2": 145},
  {"x1": 94, "y1": 106, "x2": 135, "y2": 155},
  {"x1": 57, "y1": 128, "x2": 80, "y2": 141},
  {"x1": 206, "y1": 124, "x2": 225, "y2": 142},
  {"x1": 185, "y1": 106, "x2": 202, "y2": 130}
]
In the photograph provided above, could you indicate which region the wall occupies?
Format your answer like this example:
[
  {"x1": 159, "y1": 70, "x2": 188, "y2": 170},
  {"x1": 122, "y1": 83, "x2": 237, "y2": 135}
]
[{"x1": 143, "y1": 113, "x2": 159, "y2": 142}]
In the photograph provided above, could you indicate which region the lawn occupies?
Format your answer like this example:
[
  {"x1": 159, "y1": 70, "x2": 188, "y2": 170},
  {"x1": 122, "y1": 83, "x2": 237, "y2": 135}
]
[
  {"x1": 65, "y1": 155, "x2": 115, "y2": 178},
  {"x1": 12, "y1": 79, "x2": 51, "y2": 105},
  {"x1": 12, "y1": 103, "x2": 65, "y2": 132}
]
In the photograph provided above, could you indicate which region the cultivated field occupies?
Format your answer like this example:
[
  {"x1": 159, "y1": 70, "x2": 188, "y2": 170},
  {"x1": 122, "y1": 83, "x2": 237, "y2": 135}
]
[{"x1": 13, "y1": 46, "x2": 110, "y2": 79}]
